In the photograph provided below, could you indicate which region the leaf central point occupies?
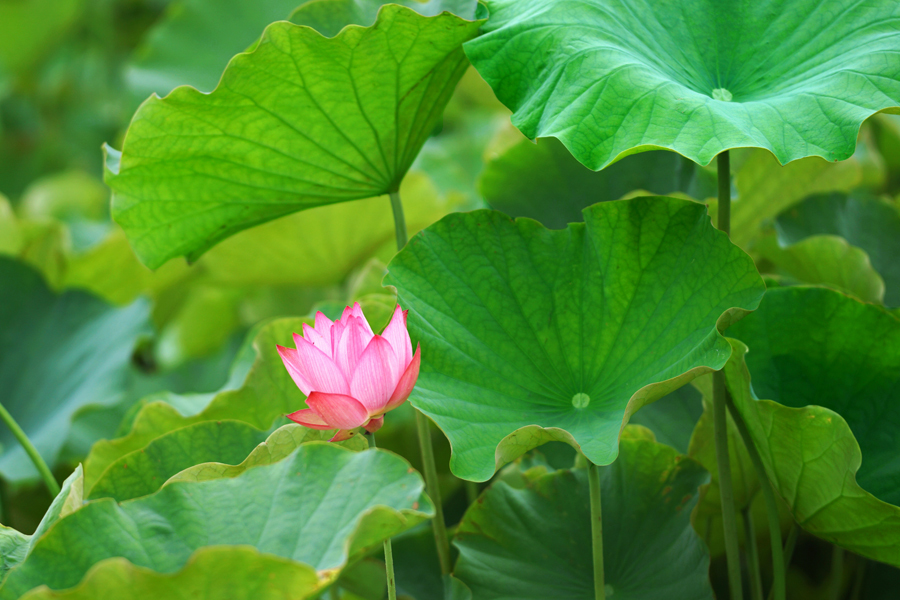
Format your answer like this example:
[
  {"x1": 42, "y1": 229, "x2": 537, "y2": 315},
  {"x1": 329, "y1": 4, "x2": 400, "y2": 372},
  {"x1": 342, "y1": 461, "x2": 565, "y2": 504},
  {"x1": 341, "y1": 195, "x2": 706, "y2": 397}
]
[
  {"x1": 712, "y1": 88, "x2": 733, "y2": 102},
  {"x1": 572, "y1": 393, "x2": 590, "y2": 409}
]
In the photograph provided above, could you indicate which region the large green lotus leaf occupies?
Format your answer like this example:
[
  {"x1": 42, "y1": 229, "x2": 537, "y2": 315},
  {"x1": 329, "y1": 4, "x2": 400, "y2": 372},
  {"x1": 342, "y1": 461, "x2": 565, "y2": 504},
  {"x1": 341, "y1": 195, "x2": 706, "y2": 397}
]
[
  {"x1": 454, "y1": 437, "x2": 713, "y2": 599},
  {"x1": 168, "y1": 423, "x2": 366, "y2": 485},
  {"x1": 0, "y1": 444, "x2": 433, "y2": 599},
  {"x1": 18, "y1": 547, "x2": 323, "y2": 600},
  {"x1": 756, "y1": 234, "x2": 885, "y2": 304},
  {"x1": 725, "y1": 287, "x2": 900, "y2": 565},
  {"x1": 290, "y1": 0, "x2": 477, "y2": 37},
  {"x1": 0, "y1": 257, "x2": 150, "y2": 483},
  {"x1": 464, "y1": 0, "x2": 900, "y2": 170},
  {"x1": 775, "y1": 192, "x2": 900, "y2": 306},
  {"x1": 198, "y1": 172, "x2": 454, "y2": 287},
  {"x1": 384, "y1": 197, "x2": 766, "y2": 481},
  {"x1": 107, "y1": 6, "x2": 481, "y2": 269},
  {"x1": 481, "y1": 137, "x2": 709, "y2": 229},
  {"x1": 87, "y1": 421, "x2": 269, "y2": 502}
]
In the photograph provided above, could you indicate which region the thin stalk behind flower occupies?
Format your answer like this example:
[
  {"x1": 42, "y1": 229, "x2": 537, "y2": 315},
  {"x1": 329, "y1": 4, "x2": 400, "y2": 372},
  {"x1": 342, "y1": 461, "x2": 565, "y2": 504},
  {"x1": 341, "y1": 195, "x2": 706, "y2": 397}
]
[
  {"x1": 389, "y1": 190, "x2": 452, "y2": 575},
  {"x1": 367, "y1": 432, "x2": 397, "y2": 600}
]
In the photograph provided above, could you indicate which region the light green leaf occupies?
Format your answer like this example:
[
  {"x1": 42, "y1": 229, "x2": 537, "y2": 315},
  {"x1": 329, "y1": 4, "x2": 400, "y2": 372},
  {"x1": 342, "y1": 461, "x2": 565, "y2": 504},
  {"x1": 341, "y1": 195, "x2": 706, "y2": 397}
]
[
  {"x1": 0, "y1": 0, "x2": 82, "y2": 75},
  {"x1": 756, "y1": 234, "x2": 885, "y2": 304},
  {"x1": 464, "y1": 0, "x2": 900, "y2": 170},
  {"x1": 726, "y1": 286, "x2": 900, "y2": 565},
  {"x1": 18, "y1": 548, "x2": 323, "y2": 600},
  {"x1": 481, "y1": 137, "x2": 709, "y2": 229},
  {"x1": 0, "y1": 444, "x2": 433, "y2": 599},
  {"x1": 728, "y1": 149, "x2": 865, "y2": 248},
  {"x1": 289, "y1": 0, "x2": 477, "y2": 37},
  {"x1": 107, "y1": 6, "x2": 481, "y2": 268},
  {"x1": 167, "y1": 423, "x2": 366, "y2": 485},
  {"x1": 453, "y1": 437, "x2": 713, "y2": 599},
  {"x1": 0, "y1": 258, "x2": 150, "y2": 483},
  {"x1": 775, "y1": 192, "x2": 900, "y2": 306},
  {"x1": 87, "y1": 421, "x2": 269, "y2": 502},
  {"x1": 385, "y1": 197, "x2": 766, "y2": 481}
]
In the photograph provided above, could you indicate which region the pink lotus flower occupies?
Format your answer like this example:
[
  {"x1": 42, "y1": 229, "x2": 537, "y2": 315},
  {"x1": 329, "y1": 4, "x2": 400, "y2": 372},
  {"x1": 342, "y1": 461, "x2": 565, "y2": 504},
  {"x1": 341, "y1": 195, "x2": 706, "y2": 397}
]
[{"x1": 278, "y1": 302, "x2": 421, "y2": 441}]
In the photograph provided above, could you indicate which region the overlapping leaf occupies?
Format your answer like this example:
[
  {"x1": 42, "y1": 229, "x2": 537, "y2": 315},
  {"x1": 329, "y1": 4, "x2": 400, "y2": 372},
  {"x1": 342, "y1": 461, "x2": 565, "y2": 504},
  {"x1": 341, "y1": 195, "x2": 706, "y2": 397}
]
[
  {"x1": 726, "y1": 286, "x2": 900, "y2": 565},
  {"x1": 0, "y1": 444, "x2": 433, "y2": 599},
  {"x1": 385, "y1": 197, "x2": 766, "y2": 481},
  {"x1": 465, "y1": 0, "x2": 900, "y2": 170},
  {"x1": 481, "y1": 137, "x2": 709, "y2": 229},
  {"x1": 454, "y1": 437, "x2": 713, "y2": 599},
  {"x1": 107, "y1": 5, "x2": 481, "y2": 268},
  {"x1": 0, "y1": 258, "x2": 150, "y2": 482}
]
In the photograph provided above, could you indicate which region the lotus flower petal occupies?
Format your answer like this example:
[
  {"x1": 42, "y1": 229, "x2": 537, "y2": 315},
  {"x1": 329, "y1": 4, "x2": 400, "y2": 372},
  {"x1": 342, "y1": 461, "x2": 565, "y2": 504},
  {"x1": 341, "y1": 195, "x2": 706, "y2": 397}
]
[
  {"x1": 382, "y1": 305, "x2": 412, "y2": 378},
  {"x1": 350, "y1": 336, "x2": 399, "y2": 413},
  {"x1": 335, "y1": 316, "x2": 375, "y2": 379},
  {"x1": 300, "y1": 325, "x2": 330, "y2": 358},
  {"x1": 329, "y1": 429, "x2": 356, "y2": 442},
  {"x1": 314, "y1": 311, "x2": 334, "y2": 341},
  {"x1": 343, "y1": 302, "x2": 374, "y2": 337},
  {"x1": 364, "y1": 416, "x2": 384, "y2": 433},
  {"x1": 277, "y1": 345, "x2": 313, "y2": 396},
  {"x1": 306, "y1": 392, "x2": 370, "y2": 429},
  {"x1": 385, "y1": 343, "x2": 421, "y2": 412},
  {"x1": 294, "y1": 336, "x2": 350, "y2": 395},
  {"x1": 286, "y1": 408, "x2": 332, "y2": 430}
]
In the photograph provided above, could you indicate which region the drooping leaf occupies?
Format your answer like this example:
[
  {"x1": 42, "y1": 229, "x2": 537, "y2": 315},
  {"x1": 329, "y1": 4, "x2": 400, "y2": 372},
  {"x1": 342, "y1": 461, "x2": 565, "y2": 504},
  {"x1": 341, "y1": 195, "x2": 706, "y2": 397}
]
[
  {"x1": 775, "y1": 192, "x2": 900, "y2": 306},
  {"x1": 0, "y1": 444, "x2": 433, "y2": 599},
  {"x1": 629, "y1": 382, "x2": 703, "y2": 455},
  {"x1": 481, "y1": 137, "x2": 709, "y2": 229},
  {"x1": 384, "y1": 197, "x2": 765, "y2": 481},
  {"x1": 107, "y1": 6, "x2": 482, "y2": 268},
  {"x1": 726, "y1": 287, "x2": 900, "y2": 565},
  {"x1": 0, "y1": 258, "x2": 150, "y2": 482},
  {"x1": 756, "y1": 234, "x2": 885, "y2": 304},
  {"x1": 17, "y1": 548, "x2": 323, "y2": 600},
  {"x1": 87, "y1": 421, "x2": 269, "y2": 502},
  {"x1": 464, "y1": 0, "x2": 900, "y2": 170},
  {"x1": 453, "y1": 437, "x2": 713, "y2": 599},
  {"x1": 0, "y1": 466, "x2": 83, "y2": 584}
]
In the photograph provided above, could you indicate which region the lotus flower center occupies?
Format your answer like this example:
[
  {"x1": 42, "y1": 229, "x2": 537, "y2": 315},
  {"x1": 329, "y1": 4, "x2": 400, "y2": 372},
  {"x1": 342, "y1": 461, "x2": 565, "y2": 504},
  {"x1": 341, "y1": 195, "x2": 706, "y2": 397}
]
[
  {"x1": 571, "y1": 393, "x2": 590, "y2": 409},
  {"x1": 712, "y1": 88, "x2": 733, "y2": 102}
]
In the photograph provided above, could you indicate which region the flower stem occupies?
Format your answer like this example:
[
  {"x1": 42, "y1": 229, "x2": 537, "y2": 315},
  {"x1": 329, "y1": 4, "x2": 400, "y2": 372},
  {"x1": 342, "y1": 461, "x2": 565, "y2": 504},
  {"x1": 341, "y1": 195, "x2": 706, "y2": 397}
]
[
  {"x1": 388, "y1": 190, "x2": 453, "y2": 575},
  {"x1": 726, "y1": 396, "x2": 787, "y2": 600},
  {"x1": 0, "y1": 401, "x2": 59, "y2": 497},
  {"x1": 830, "y1": 545, "x2": 844, "y2": 600},
  {"x1": 714, "y1": 149, "x2": 743, "y2": 600},
  {"x1": 367, "y1": 432, "x2": 397, "y2": 600},
  {"x1": 588, "y1": 459, "x2": 606, "y2": 600}
]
